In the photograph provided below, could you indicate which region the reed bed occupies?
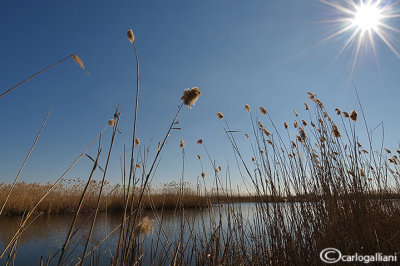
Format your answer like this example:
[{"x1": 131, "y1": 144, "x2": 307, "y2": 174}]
[
  {"x1": 0, "y1": 181, "x2": 210, "y2": 215},
  {"x1": 1, "y1": 28, "x2": 400, "y2": 265}
]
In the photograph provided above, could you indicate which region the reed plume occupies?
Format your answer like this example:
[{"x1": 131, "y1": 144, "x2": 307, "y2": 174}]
[
  {"x1": 127, "y1": 29, "x2": 135, "y2": 44},
  {"x1": 181, "y1": 87, "x2": 202, "y2": 108},
  {"x1": 260, "y1": 107, "x2": 267, "y2": 115}
]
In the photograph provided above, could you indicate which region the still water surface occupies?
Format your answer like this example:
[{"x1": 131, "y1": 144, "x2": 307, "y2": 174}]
[{"x1": 0, "y1": 203, "x2": 258, "y2": 265}]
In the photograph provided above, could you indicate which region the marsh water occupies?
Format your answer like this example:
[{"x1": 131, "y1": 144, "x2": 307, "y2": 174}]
[{"x1": 0, "y1": 203, "x2": 260, "y2": 265}]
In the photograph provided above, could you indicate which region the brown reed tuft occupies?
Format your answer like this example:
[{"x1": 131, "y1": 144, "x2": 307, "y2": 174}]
[
  {"x1": 294, "y1": 121, "x2": 298, "y2": 128},
  {"x1": 343, "y1": 111, "x2": 349, "y2": 118},
  {"x1": 304, "y1": 103, "x2": 310, "y2": 110},
  {"x1": 307, "y1": 91, "x2": 316, "y2": 100},
  {"x1": 127, "y1": 29, "x2": 135, "y2": 44},
  {"x1": 181, "y1": 87, "x2": 202, "y2": 109},
  {"x1": 197, "y1": 154, "x2": 201, "y2": 160},
  {"x1": 251, "y1": 157, "x2": 255, "y2": 162},
  {"x1": 245, "y1": 133, "x2": 249, "y2": 138},
  {"x1": 201, "y1": 172, "x2": 206, "y2": 178},
  {"x1": 135, "y1": 217, "x2": 154, "y2": 235},
  {"x1": 263, "y1": 128, "x2": 271, "y2": 136},
  {"x1": 315, "y1": 99, "x2": 324, "y2": 109},
  {"x1": 258, "y1": 121, "x2": 264, "y2": 129},
  {"x1": 136, "y1": 163, "x2": 141, "y2": 168},
  {"x1": 293, "y1": 109, "x2": 298, "y2": 117},
  {"x1": 197, "y1": 139, "x2": 203, "y2": 144},
  {"x1": 302, "y1": 120, "x2": 307, "y2": 126},
  {"x1": 245, "y1": 104, "x2": 251, "y2": 112},
  {"x1": 331, "y1": 124, "x2": 342, "y2": 138},
  {"x1": 259, "y1": 107, "x2": 267, "y2": 115},
  {"x1": 135, "y1": 138, "x2": 140, "y2": 146},
  {"x1": 180, "y1": 139, "x2": 185, "y2": 148},
  {"x1": 299, "y1": 127, "x2": 306, "y2": 141},
  {"x1": 360, "y1": 169, "x2": 366, "y2": 177},
  {"x1": 72, "y1": 55, "x2": 86, "y2": 71},
  {"x1": 335, "y1": 108, "x2": 341, "y2": 115},
  {"x1": 108, "y1": 119, "x2": 115, "y2": 126},
  {"x1": 284, "y1": 122, "x2": 288, "y2": 129},
  {"x1": 217, "y1": 112, "x2": 224, "y2": 119},
  {"x1": 350, "y1": 110, "x2": 358, "y2": 121},
  {"x1": 291, "y1": 141, "x2": 297, "y2": 148}
]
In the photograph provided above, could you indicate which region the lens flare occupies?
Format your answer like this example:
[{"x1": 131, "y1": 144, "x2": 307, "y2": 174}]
[{"x1": 320, "y1": 0, "x2": 400, "y2": 76}]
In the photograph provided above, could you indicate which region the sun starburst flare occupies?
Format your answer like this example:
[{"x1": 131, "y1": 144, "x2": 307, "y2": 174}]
[{"x1": 320, "y1": 0, "x2": 400, "y2": 76}]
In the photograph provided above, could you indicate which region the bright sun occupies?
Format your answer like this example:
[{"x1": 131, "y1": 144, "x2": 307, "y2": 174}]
[
  {"x1": 320, "y1": 0, "x2": 400, "y2": 76},
  {"x1": 353, "y1": 3, "x2": 382, "y2": 31}
]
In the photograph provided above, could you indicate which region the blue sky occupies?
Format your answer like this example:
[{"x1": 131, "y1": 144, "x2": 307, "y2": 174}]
[{"x1": 1, "y1": 0, "x2": 400, "y2": 189}]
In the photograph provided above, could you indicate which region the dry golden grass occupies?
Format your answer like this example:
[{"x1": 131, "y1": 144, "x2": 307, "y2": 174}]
[{"x1": 0, "y1": 181, "x2": 212, "y2": 215}]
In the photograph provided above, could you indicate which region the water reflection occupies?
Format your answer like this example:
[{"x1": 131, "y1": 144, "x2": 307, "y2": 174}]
[{"x1": 0, "y1": 204, "x2": 255, "y2": 265}]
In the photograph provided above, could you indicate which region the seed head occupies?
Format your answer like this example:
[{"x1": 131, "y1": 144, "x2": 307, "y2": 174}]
[
  {"x1": 181, "y1": 87, "x2": 202, "y2": 109},
  {"x1": 217, "y1": 112, "x2": 224, "y2": 119},
  {"x1": 197, "y1": 154, "x2": 202, "y2": 160},
  {"x1": 360, "y1": 169, "x2": 366, "y2": 177},
  {"x1": 304, "y1": 103, "x2": 310, "y2": 110},
  {"x1": 245, "y1": 104, "x2": 251, "y2": 112},
  {"x1": 307, "y1": 92, "x2": 316, "y2": 100},
  {"x1": 108, "y1": 119, "x2": 115, "y2": 126},
  {"x1": 127, "y1": 29, "x2": 135, "y2": 43},
  {"x1": 331, "y1": 124, "x2": 342, "y2": 138},
  {"x1": 350, "y1": 110, "x2": 358, "y2": 121},
  {"x1": 245, "y1": 133, "x2": 249, "y2": 139},
  {"x1": 201, "y1": 172, "x2": 206, "y2": 178},
  {"x1": 284, "y1": 122, "x2": 288, "y2": 129},
  {"x1": 259, "y1": 107, "x2": 267, "y2": 115},
  {"x1": 180, "y1": 139, "x2": 185, "y2": 149},
  {"x1": 315, "y1": 99, "x2": 324, "y2": 109},
  {"x1": 72, "y1": 55, "x2": 84, "y2": 70},
  {"x1": 335, "y1": 108, "x2": 341, "y2": 115},
  {"x1": 263, "y1": 128, "x2": 271, "y2": 136},
  {"x1": 342, "y1": 111, "x2": 349, "y2": 118},
  {"x1": 135, "y1": 138, "x2": 140, "y2": 146},
  {"x1": 135, "y1": 217, "x2": 154, "y2": 235},
  {"x1": 299, "y1": 127, "x2": 306, "y2": 141},
  {"x1": 197, "y1": 139, "x2": 203, "y2": 144},
  {"x1": 136, "y1": 163, "x2": 141, "y2": 168}
]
